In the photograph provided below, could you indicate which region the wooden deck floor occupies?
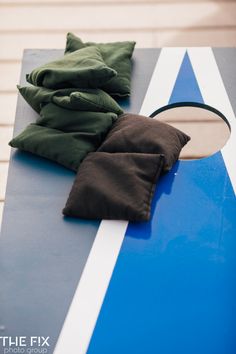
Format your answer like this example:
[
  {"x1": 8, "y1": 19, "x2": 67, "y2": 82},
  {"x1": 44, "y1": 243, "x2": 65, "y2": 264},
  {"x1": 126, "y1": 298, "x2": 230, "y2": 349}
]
[{"x1": 0, "y1": 0, "x2": 236, "y2": 223}]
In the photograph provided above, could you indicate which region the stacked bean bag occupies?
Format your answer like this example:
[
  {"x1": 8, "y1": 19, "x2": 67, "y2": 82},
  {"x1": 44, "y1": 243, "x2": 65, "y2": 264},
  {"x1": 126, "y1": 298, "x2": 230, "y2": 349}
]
[{"x1": 9, "y1": 33, "x2": 190, "y2": 222}]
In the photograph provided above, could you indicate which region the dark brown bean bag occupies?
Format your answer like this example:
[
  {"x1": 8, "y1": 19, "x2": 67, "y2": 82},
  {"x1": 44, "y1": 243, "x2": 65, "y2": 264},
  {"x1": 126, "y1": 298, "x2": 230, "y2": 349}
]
[
  {"x1": 63, "y1": 152, "x2": 164, "y2": 221},
  {"x1": 98, "y1": 113, "x2": 190, "y2": 171}
]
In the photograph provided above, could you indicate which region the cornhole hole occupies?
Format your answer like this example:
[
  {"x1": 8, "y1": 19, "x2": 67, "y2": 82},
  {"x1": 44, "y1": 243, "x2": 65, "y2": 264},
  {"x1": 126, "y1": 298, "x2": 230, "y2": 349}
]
[{"x1": 0, "y1": 48, "x2": 235, "y2": 354}]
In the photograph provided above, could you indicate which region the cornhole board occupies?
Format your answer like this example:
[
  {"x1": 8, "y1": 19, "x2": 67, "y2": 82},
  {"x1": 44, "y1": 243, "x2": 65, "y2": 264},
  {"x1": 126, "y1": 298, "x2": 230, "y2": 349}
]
[{"x1": 0, "y1": 48, "x2": 235, "y2": 354}]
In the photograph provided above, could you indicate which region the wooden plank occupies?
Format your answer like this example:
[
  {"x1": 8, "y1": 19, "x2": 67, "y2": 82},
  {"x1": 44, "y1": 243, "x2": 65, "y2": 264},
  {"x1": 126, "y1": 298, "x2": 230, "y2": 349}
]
[
  {"x1": 1, "y1": 0, "x2": 233, "y2": 4},
  {"x1": 1, "y1": 29, "x2": 236, "y2": 62},
  {"x1": 0, "y1": 94, "x2": 17, "y2": 124},
  {"x1": 1, "y1": 29, "x2": 236, "y2": 63},
  {"x1": 0, "y1": 163, "x2": 9, "y2": 201},
  {"x1": 156, "y1": 28, "x2": 236, "y2": 46},
  {"x1": 0, "y1": 3, "x2": 235, "y2": 31},
  {"x1": 0, "y1": 31, "x2": 155, "y2": 60},
  {"x1": 0, "y1": 63, "x2": 21, "y2": 92},
  {"x1": 1, "y1": 27, "x2": 236, "y2": 92},
  {"x1": 0, "y1": 127, "x2": 13, "y2": 161}
]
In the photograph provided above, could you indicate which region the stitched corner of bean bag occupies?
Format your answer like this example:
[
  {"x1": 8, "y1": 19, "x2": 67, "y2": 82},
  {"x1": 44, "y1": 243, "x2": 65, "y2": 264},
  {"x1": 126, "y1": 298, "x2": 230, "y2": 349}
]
[
  {"x1": 63, "y1": 152, "x2": 164, "y2": 221},
  {"x1": 26, "y1": 46, "x2": 117, "y2": 89},
  {"x1": 17, "y1": 84, "x2": 56, "y2": 113},
  {"x1": 98, "y1": 113, "x2": 191, "y2": 171},
  {"x1": 17, "y1": 85, "x2": 123, "y2": 115},
  {"x1": 64, "y1": 32, "x2": 85, "y2": 53},
  {"x1": 64, "y1": 32, "x2": 136, "y2": 97}
]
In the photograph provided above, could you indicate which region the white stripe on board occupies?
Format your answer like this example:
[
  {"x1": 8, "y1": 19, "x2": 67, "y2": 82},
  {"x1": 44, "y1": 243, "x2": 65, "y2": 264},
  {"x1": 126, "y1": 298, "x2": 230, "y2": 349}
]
[
  {"x1": 54, "y1": 220, "x2": 128, "y2": 354},
  {"x1": 139, "y1": 47, "x2": 186, "y2": 116},
  {"x1": 53, "y1": 47, "x2": 186, "y2": 354},
  {"x1": 188, "y1": 47, "x2": 236, "y2": 194}
]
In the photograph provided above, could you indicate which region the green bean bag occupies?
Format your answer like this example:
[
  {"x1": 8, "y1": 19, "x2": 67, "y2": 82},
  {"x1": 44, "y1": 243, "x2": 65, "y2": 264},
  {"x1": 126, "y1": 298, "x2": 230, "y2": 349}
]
[
  {"x1": 26, "y1": 46, "x2": 117, "y2": 89},
  {"x1": 36, "y1": 103, "x2": 117, "y2": 133},
  {"x1": 9, "y1": 103, "x2": 118, "y2": 171},
  {"x1": 65, "y1": 32, "x2": 136, "y2": 97},
  {"x1": 17, "y1": 85, "x2": 123, "y2": 115}
]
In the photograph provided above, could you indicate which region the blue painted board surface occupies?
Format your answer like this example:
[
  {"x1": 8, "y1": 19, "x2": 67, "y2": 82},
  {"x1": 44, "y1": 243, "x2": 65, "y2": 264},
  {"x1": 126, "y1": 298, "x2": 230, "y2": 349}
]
[{"x1": 88, "y1": 51, "x2": 236, "y2": 354}]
